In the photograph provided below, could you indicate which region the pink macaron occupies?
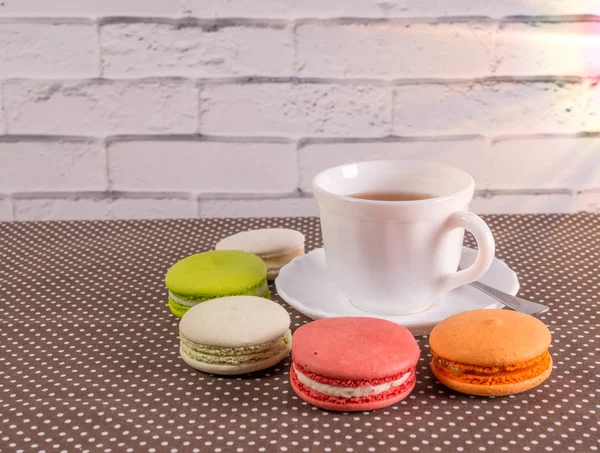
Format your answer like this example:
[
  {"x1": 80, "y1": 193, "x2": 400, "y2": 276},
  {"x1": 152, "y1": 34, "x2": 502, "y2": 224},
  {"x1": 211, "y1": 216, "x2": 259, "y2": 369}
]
[{"x1": 290, "y1": 317, "x2": 420, "y2": 411}]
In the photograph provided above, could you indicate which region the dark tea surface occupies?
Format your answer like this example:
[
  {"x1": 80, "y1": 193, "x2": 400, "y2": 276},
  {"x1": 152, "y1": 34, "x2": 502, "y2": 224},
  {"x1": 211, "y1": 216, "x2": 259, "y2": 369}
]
[{"x1": 348, "y1": 191, "x2": 434, "y2": 201}]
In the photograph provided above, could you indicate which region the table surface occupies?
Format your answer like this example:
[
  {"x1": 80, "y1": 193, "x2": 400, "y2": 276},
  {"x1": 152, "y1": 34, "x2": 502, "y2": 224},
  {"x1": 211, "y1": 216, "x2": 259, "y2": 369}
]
[{"x1": 0, "y1": 215, "x2": 598, "y2": 453}]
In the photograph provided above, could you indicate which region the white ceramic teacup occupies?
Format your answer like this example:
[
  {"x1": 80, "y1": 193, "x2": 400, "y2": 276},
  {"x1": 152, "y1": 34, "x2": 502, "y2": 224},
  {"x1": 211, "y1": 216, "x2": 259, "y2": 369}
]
[{"x1": 312, "y1": 160, "x2": 495, "y2": 315}]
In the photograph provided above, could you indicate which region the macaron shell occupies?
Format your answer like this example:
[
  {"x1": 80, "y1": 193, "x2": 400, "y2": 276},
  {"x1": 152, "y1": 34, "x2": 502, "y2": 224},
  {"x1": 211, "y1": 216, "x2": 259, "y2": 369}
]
[
  {"x1": 215, "y1": 228, "x2": 305, "y2": 258},
  {"x1": 292, "y1": 317, "x2": 420, "y2": 381},
  {"x1": 179, "y1": 296, "x2": 290, "y2": 348},
  {"x1": 265, "y1": 248, "x2": 305, "y2": 280},
  {"x1": 291, "y1": 367, "x2": 416, "y2": 412},
  {"x1": 180, "y1": 342, "x2": 291, "y2": 375},
  {"x1": 267, "y1": 268, "x2": 280, "y2": 280},
  {"x1": 168, "y1": 289, "x2": 271, "y2": 319},
  {"x1": 168, "y1": 297, "x2": 190, "y2": 318},
  {"x1": 165, "y1": 250, "x2": 267, "y2": 298},
  {"x1": 429, "y1": 309, "x2": 552, "y2": 367},
  {"x1": 432, "y1": 356, "x2": 552, "y2": 396}
]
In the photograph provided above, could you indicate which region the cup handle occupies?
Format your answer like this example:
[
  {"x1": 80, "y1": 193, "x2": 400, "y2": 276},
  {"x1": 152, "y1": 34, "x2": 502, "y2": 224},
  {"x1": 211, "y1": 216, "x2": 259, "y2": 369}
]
[{"x1": 439, "y1": 211, "x2": 496, "y2": 295}]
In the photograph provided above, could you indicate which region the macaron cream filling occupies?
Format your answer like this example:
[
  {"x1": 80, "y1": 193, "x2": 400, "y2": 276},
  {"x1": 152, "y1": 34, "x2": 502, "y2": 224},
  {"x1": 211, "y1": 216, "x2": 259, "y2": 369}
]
[
  {"x1": 262, "y1": 249, "x2": 304, "y2": 271},
  {"x1": 181, "y1": 330, "x2": 292, "y2": 366},
  {"x1": 432, "y1": 350, "x2": 551, "y2": 385},
  {"x1": 169, "y1": 280, "x2": 269, "y2": 307},
  {"x1": 294, "y1": 366, "x2": 411, "y2": 398}
]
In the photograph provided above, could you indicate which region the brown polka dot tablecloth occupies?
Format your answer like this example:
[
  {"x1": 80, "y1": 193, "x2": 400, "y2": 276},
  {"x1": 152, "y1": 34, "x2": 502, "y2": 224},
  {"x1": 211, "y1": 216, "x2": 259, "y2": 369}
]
[{"x1": 0, "y1": 214, "x2": 598, "y2": 453}]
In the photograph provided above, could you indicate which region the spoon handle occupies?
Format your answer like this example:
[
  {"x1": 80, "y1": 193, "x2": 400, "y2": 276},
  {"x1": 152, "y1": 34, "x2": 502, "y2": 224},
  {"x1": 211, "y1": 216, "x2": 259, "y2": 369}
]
[{"x1": 470, "y1": 280, "x2": 550, "y2": 316}]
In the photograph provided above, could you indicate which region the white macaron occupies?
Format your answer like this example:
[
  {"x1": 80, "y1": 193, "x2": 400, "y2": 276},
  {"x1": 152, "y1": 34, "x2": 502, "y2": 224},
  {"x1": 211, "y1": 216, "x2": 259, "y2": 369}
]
[
  {"x1": 179, "y1": 296, "x2": 292, "y2": 375},
  {"x1": 215, "y1": 228, "x2": 305, "y2": 280}
]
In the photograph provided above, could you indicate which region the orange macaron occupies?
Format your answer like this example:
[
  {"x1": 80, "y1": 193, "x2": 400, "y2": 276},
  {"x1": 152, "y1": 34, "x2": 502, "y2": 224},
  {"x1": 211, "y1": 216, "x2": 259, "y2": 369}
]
[{"x1": 429, "y1": 309, "x2": 552, "y2": 396}]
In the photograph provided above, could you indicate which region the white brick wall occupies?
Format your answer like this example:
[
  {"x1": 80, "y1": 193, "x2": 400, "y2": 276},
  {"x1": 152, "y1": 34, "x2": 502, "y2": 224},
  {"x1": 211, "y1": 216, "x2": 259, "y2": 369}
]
[
  {"x1": 0, "y1": 90, "x2": 6, "y2": 134},
  {"x1": 200, "y1": 197, "x2": 319, "y2": 218},
  {"x1": 0, "y1": 22, "x2": 97, "y2": 77},
  {"x1": 575, "y1": 191, "x2": 600, "y2": 212},
  {"x1": 392, "y1": 82, "x2": 590, "y2": 136},
  {"x1": 490, "y1": 137, "x2": 600, "y2": 191},
  {"x1": 179, "y1": 0, "x2": 600, "y2": 19},
  {"x1": 494, "y1": 23, "x2": 600, "y2": 77},
  {"x1": 3, "y1": 80, "x2": 199, "y2": 134},
  {"x1": 0, "y1": 3, "x2": 599, "y2": 221},
  {"x1": 469, "y1": 193, "x2": 577, "y2": 214},
  {"x1": 101, "y1": 22, "x2": 293, "y2": 77},
  {"x1": 201, "y1": 83, "x2": 390, "y2": 137},
  {"x1": 13, "y1": 196, "x2": 197, "y2": 221},
  {"x1": 0, "y1": 1, "x2": 178, "y2": 16},
  {"x1": 296, "y1": 22, "x2": 494, "y2": 79},
  {"x1": 107, "y1": 140, "x2": 297, "y2": 193},
  {"x1": 0, "y1": 140, "x2": 106, "y2": 192},
  {"x1": 0, "y1": 196, "x2": 12, "y2": 221}
]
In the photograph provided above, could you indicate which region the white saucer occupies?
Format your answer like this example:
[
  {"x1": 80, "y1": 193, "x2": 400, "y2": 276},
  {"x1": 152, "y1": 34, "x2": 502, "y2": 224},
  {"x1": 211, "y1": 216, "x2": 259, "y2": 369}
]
[{"x1": 275, "y1": 247, "x2": 519, "y2": 336}]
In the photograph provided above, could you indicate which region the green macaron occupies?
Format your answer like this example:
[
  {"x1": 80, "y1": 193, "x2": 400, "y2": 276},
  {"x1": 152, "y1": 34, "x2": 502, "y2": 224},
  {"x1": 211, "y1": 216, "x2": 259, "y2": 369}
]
[{"x1": 165, "y1": 250, "x2": 270, "y2": 318}]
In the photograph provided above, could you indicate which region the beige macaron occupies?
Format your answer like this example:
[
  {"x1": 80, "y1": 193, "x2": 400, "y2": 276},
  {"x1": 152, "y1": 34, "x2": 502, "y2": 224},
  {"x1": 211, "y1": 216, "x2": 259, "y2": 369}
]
[
  {"x1": 215, "y1": 228, "x2": 305, "y2": 280},
  {"x1": 179, "y1": 296, "x2": 292, "y2": 375}
]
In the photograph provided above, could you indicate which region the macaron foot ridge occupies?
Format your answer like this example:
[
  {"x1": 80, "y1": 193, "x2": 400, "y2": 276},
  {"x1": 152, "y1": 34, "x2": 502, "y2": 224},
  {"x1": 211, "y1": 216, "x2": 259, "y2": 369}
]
[
  {"x1": 168, "y1": 297, "x2": 189, "y2": 318},
  {"x1": 180, "y1": 330, "x2": 291, "y2": 366},
  {"x1": 432, "y1": 357, "x2": 552, "y2": 397},
  {"x1": 180, "y1": 331, "x2": 289, "y2": 357},
  {"x1": 181, "y1": 341, "x2": 292, "y2": 375},
  {"x1": 167, "y1": 280, "x2": 270, "y2": 318},
  {"x1": 291, "y1": 366, "x2": 416, "y2": 412},
  {"x1": 431, "y1": 351, "x2": 551, "y2": 386}
]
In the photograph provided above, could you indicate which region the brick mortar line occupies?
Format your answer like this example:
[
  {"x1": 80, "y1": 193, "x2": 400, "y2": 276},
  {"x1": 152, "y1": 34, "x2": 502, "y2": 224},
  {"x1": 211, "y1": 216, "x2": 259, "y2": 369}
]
[
  {"x1": 489, "y1": 132, "x2": 600, "y2": 142},
  {"x1": 294, "y1": 15, "x2": 600, "y2": 24},
  {"x1": 10, "y1": 191, "x2": 197, "y2": 200},
  {"x1": 2, "y1": 133, "x2": 600, "y2": 144},
  {"x1": 296, "y1": 135, "x2": 487, "y2": 146},
  {"x1": 6, "y1": 191, "x2": 301, "y2": 201},
  {"x1": 389, "y1": 86, "x2": 396, "y2": 137},
  {"x1": 98, "y1": 17, "x2": 289, "y2": 28},
  {"x1": 101, "y1": 137, "x2": 112, "y2": 191},
  {"x1": 0, "y1": 17, "x2": 96, "y2": 24},
  {"x1": 95, "y1": 19, "x2": 105, "y2": 77},
  {"x1": 0, "y1": 17, "x2": 289, "y2": 28},
  {"x1": 490, "y1": 14, "x2": 499, "y2": 74},
  {"x1": 8, "y1": 197, "x2": 15, "y2": 221},
  {"x1": 196, "y1": 192, "x2": 300, "y2": 200},
  {"x1": 0, "y1": 76, "x2": 594, "y2": 85},
  {"x1": 0, "y1": 135, "x2": 103, "y2": 143},
  {"x1": 5, "y1": 192, "x2": 600, "y2": 221},
  {"x1": 105, "y1": 134, "x2": 294, "y2": 144},
  {"x1": 5, "y1": 189, "x2": 596, "y2": 199},
  {"x1": 6, "y1": 190, "x2": 600, "y2": 205},
  {"x1": 291, "y1": 18, "x2": 300, "y2": 78},
  {"x1": 0, "y1": 86, "x2": 5, "y2": 132},
  {"x1": 475, "y1": 189, "x2": 574, "y2": 196},
  {"x1": 1, "y1": 15, "x2": 600, "y2": 25},
  {"x1": 196, "y1": 82, "x2": 203, "y2": 135},
  {"x1": 292, "y1": 144, "x2": 302, "y2": 198}
]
